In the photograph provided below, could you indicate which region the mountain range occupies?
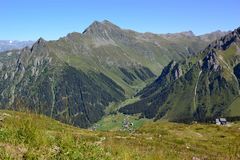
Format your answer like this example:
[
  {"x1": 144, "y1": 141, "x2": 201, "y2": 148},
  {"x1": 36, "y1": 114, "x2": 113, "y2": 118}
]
[
  {"x1": 0, "y1": 40, "x2": 34, "y2": 52},
  {"x1": 120, "y1": 27, "x2": 240, "y2": 123},
  {"x1": 0, "y1": 20, "x2": 233, "y2": 127}
]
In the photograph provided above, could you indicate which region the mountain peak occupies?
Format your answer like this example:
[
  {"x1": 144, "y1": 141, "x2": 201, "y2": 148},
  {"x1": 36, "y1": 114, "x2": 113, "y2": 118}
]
[
  {"x1": 30, "y1": 37, "x2": 47, "y2": 52},
  {"x1": 82, "y1": 20, "x2": 120, "y2": 35},
  {"x1": 36, "y1": 37, "x2": 46, "y2": 44},
  {"x1": 180, "y1": 31, "x2": 195, "y2": 37},
  {"x1": 89, "y1": 20, "x2": 113, "y2": 25},
  {"x1": 90, "y1": 20, "x2": 118, "y2": 27},
  {"x1": 163, "y1": 31, "x2": 195, "y2": 38},
  {"x1": 102, "y1": 20, "x2": 117, "y2": 26},
  {"x1": 90, "y1": 20, "x2": 102, "y2": 27}
]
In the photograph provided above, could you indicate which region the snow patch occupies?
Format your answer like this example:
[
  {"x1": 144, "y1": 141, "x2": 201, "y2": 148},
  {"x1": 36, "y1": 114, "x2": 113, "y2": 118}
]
[{"x1": 7, "y1": 52, "x2": 12, "y2": 56}]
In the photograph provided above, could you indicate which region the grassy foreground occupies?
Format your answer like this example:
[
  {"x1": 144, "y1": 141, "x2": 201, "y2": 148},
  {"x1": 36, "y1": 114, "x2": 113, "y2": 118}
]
[{"x1": 0, "y1": 110, "x2": 239, "y2": 159}]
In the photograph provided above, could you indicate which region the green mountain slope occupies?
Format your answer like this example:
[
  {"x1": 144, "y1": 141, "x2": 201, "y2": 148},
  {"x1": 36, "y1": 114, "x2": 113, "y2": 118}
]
[
  {"x1": 0, "y1": 20, "x2": 227, "y2": 128},
  {"x1": 120, "y1": 27, "x2": 240, "y2": 122},
  {"x1": 0, "y1": 39, "x2": 126, "y2": 128}
]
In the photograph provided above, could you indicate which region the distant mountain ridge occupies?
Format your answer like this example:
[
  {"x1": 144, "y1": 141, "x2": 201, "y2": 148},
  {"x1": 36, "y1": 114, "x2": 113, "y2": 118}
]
[
  {"x1": 0, "y1": 40, "x2": 34, "y2": 52},
  {"x1": 0, "y1": 20, "x2": 230, "y2": 127}
]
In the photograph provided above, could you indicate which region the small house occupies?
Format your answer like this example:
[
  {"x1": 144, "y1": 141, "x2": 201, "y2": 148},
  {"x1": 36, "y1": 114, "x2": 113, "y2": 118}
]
[{"x1": 216, "y1": 118, "x2": 227, "y2": 125}]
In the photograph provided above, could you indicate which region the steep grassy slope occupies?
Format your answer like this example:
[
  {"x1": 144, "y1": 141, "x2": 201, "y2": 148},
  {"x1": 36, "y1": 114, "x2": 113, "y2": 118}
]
[
  {"x1": 0, "y1": 39, "x2": 126, "y2": 128},
  {"x1": 0, "y1": 110, "x2": 239, "y2": 160},
  {"x1": 120, "y1": 27, "x2": 240, "y2": 122}
]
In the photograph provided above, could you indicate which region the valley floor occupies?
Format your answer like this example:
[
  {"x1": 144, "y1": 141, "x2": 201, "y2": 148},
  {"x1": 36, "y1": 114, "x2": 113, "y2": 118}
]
[{"x1": 0, "y1": 110, "x2": 239, "y2": 159}]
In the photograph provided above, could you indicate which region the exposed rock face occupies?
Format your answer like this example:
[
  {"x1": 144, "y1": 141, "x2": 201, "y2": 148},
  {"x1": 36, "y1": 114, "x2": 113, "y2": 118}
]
[
  {"x1": 208, "y1": 27, "x2": 240, "y2": 50},
  {"x1": 172, "y1": 63, "x2": 182, "y2": 80},
  {"x1": 202, "y1": 51, "x2": 220, "y2": 71},
  {"x1": 136, "y1": 61, "x2": 182, "y2": 98},
  {"x1": 234, "y1": 64, "x2": 240, "y2": 82}
]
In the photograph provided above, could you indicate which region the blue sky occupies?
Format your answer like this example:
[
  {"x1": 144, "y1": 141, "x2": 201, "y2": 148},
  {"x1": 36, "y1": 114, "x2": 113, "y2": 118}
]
[{"x1": 1, "y1": 0, "x2": 239, "y2": 40}]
